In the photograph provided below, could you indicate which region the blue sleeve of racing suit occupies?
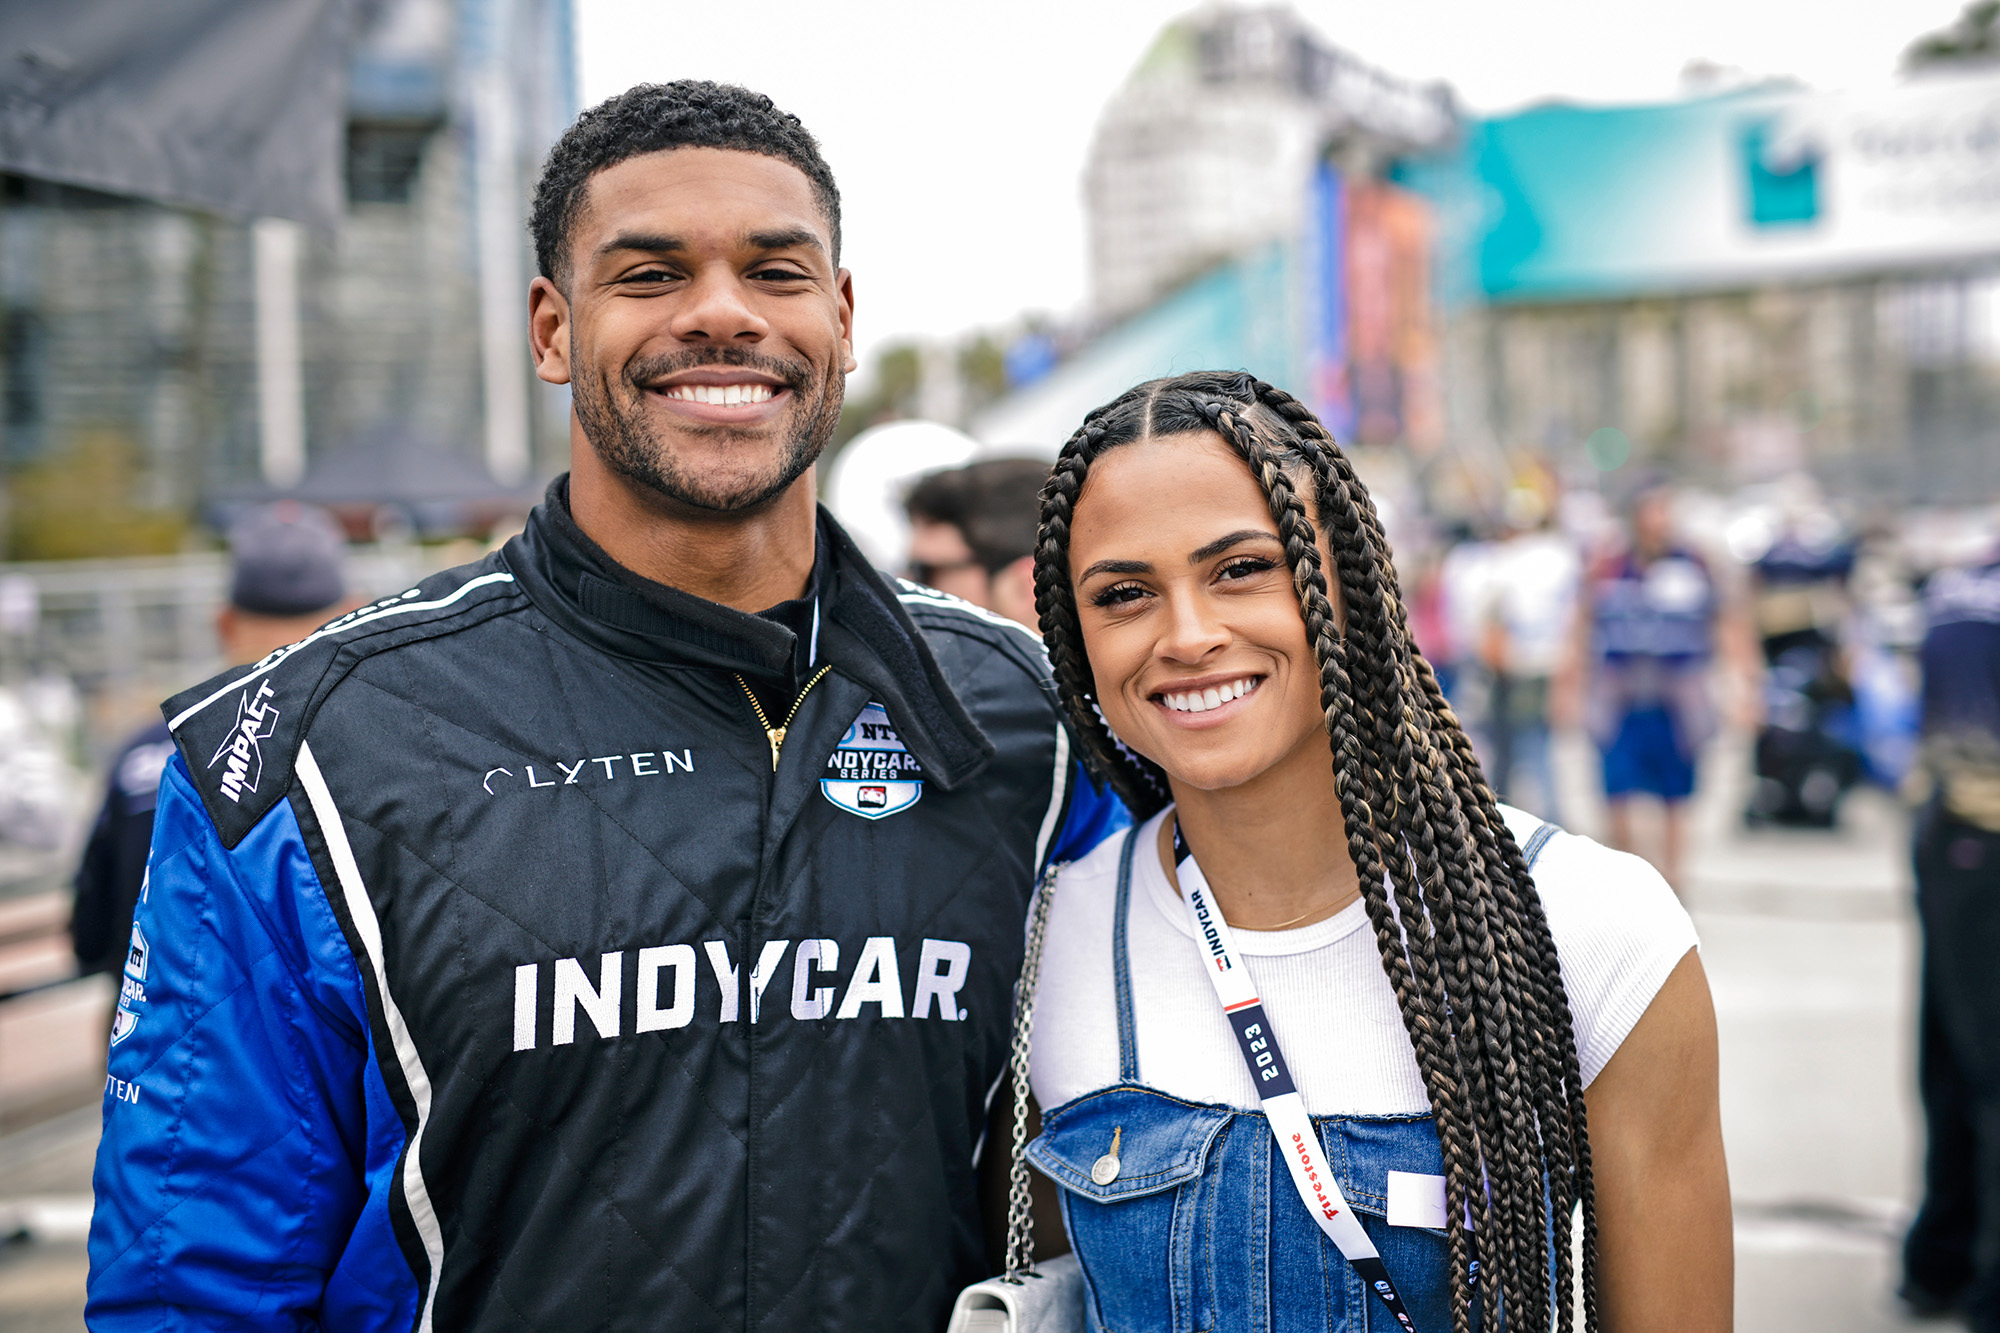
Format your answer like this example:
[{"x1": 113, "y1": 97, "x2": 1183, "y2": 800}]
[
  {"x1": 87, "y1": 754, "x2": 390, "y2": 1329},
  {"x1": 1047, "y1": 756, "x2": 1131, "y2": 866}
]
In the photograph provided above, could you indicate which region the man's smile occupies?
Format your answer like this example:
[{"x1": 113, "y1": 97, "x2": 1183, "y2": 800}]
[
  {"x1": 663, "y1": 383, "x2": 775, "y2": 405},
  {"x1": 641, "y1": 366, "x2": 794, "y2": 424}
]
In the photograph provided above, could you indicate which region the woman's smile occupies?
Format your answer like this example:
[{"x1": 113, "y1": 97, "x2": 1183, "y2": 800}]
[{"x1": 1151, "y1": 672, "x2": 1264, "y2": 722}]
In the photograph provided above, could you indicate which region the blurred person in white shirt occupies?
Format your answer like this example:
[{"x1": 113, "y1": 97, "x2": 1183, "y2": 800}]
[
  {"x1": 1477, "y1": 481, "x2": 1580, "y2": 821},
  {"x1": 1435, "y1": 521, "x2": 1498, "y2": 761}
]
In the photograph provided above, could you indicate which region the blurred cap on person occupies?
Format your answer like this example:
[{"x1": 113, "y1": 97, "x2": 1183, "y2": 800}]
[
  {"x1": 1618, "y1": 469, "x2": 1675, "y2": 513},
  {"x1": 228, "y1": 502, "x2": 348, "y2": 616},
  {"x1": 904, "y1": 456, "x2": 1049, "y2": 633},
  {"x1": 220, "y1": 502, "x2": 357, "y2": 664}
]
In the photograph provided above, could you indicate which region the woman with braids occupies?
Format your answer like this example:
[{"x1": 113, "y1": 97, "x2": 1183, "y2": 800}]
[{"x1": 1022, "y1": 372, "x2": 1730, "y2": 1332}]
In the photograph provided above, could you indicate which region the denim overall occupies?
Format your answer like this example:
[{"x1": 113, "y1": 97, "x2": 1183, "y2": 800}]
[{"x1": 1027, "y1": 822, "x2": 1560, "y2": 1333}]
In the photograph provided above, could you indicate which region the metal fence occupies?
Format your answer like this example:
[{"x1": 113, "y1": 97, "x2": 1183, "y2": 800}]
[{"x1": 0, "y1": 542, "x2": 483, "y2": 765}]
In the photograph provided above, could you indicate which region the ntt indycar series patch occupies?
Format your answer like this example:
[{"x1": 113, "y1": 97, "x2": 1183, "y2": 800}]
[{"x1": 822, "y1": 701, "x2": 923, "y2": 819}]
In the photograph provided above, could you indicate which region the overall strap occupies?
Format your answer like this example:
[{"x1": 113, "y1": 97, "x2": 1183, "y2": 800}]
[
  {"x1": 1112, "y1": 823, "x2": 1141, "y2": 1083},
  {"x1": 1521, "y1": 819, "x2": 1560, "y2": 870}
]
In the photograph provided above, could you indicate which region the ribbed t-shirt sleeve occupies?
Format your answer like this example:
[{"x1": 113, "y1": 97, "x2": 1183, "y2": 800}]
[{"x1": 1529, "y1": 831, "x2": 1701, "y2": 1088}]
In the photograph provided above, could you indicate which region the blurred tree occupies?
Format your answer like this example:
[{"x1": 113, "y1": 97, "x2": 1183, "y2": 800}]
[
  {"x1": 1906, "y1": 0, "x2": 2000, "y2": 68},
  {"x1": 5, "y1": 428, "x2": 189, "y2": 560},
  {"x1": 957, "y1": 334, "x2": 1009, "y2": 413}
]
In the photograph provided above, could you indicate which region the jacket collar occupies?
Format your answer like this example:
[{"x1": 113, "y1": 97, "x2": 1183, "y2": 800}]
[{"x1": 507, "y1": 476, "x2": 995, "y2": 790}]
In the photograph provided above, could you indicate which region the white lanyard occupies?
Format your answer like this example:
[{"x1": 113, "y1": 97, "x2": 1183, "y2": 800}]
[{"x1": 1173, "y1": 821, "x2": 1421, "y2": 1332}]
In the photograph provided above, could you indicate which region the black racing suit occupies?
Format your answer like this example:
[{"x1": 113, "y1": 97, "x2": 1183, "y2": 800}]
[{"x1": 87, "y1": 480, "x2": 1125, "y2": 1331}]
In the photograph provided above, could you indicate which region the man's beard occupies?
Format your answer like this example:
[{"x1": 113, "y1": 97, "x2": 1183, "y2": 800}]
[{"x1": 572, "y1": 344, "x2": 844, "y2": 514}]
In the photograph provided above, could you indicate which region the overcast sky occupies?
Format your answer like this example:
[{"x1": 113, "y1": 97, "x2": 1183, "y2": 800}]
[{"x1": 576, "y1": 0, "x2": 1969, "y2": 370}]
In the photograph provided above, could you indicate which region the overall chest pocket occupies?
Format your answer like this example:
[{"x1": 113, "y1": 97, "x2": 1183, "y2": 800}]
[
  {"x1": 1029, "y1": 1086, "x2": 1231, "y2": 1333},
  {"x1": 1033, "y1": 1090, "x2": 1462, "y2": 1333}
]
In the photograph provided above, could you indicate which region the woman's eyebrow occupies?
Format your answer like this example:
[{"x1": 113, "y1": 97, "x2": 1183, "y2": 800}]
[
  {"x1": 1188, "y1": 530, "x2": 1279, "y2": 563},
  {"x1": 1076, "y1": 558, "x2": 1152, "y2": 582}
]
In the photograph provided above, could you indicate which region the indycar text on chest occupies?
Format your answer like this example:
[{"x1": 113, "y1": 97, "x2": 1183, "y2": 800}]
[{"x1": 511, "y1": 934, "x2": 975, "y2": 1049}]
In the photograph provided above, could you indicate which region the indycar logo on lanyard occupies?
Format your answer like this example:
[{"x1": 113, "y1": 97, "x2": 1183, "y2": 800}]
[{"x1": 822, "y1": 702, "x2": 923, "y2": 820}]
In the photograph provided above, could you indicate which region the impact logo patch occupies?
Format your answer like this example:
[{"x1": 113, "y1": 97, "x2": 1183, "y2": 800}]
[
  {"x1": 207, "y1": 680, "x2": 279, "y2": 804},
  {"x1": 822, "y1": 702, "x2": 923, "y2": 820}
]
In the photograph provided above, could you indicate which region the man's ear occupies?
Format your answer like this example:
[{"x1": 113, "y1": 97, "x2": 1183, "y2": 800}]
[
  {"x1": 529, "y1": 276, "x2": 572, "y2": 385},
  {"x1": 836, "y1": 267, "x2": 857, "y2": 374}
]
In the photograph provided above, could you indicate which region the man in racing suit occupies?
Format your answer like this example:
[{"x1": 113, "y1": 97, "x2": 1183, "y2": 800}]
[{"x1": 86, "y1": 81, "x2": 1123, "y2": 1331}]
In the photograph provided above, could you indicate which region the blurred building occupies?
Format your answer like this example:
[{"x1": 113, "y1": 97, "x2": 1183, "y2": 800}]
[
  {"x1": 1402, "y1": 70, "x2": 2000, "y2": 504},
  {"x1": 0, "y1": 0, "x2": 575, "y2": 561},
  {"x1": 984, "y1": 4, "x2": 1459, "y2": 463},
  {"x1": 982, "y1": 6, "x2": 2000, "y2": 511},
  {"x1": 1085, "y1": 5, "x2": 1455, "y2": 322}
]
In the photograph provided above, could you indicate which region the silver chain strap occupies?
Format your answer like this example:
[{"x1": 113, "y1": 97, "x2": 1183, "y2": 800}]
[{"x1": 1002, "y1": 859, "x2": 1063, "y2": 1282}]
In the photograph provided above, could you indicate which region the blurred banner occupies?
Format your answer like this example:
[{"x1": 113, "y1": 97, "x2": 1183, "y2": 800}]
[
  {"x1": 1303, "y1": 163, "x2": 1352, "y2": 441},
  {"x1": 1412, "y1": 68, "x2": 2000, "y2": 300},
  {"x1": 1304, "y1": 166, "x2": 1442, "y2": 450},
  {"x1": 1348, "y1": 182, "x2": 1440, "y2": 449},
  {"x1": 0, "y1": 0, "x2": 359, "y2": 229}
]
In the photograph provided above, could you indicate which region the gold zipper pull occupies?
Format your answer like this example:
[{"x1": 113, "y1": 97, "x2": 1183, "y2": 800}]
[{"x1": 736, "y1": 664, "x2": 832, "y2": 774}]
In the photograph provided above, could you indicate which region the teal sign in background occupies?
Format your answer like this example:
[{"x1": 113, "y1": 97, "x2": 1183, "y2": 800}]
[
  {"x1": 1397, "y1": 86, "x2": 1825, "y2": 302},
  {"x1": 1741, "y1": 119, "x2": 1820, "y2": 227}
]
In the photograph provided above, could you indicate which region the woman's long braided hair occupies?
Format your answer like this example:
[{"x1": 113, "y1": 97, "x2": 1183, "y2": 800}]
[{"x1": 1034, "y1": 371, "x2": 1597, "y2": 1333}]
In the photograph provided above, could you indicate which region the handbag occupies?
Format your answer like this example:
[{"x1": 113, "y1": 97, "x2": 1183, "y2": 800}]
[{"x1": 945, "y1": 861, "x2": 1087, "y2": 1333}]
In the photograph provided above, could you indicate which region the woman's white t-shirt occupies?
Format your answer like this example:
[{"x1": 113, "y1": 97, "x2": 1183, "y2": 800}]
[{"x1": 1029, "y1": 804, "x2": 1699, "y2": 1116}]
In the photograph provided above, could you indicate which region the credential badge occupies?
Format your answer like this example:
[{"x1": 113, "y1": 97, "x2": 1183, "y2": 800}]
[{"x1": 821, "y1": 702, "x2": 923, "y2": 820}]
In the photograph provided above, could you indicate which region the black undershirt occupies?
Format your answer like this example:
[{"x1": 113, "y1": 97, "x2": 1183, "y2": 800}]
[{"x1": 743, "y1": 523, "x2": 831, "y2": 721}]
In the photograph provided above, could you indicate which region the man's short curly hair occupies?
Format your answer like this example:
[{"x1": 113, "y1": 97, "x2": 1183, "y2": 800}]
[{"x1": 529, "y1": 80, "x2": 841, "y2": 289}]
